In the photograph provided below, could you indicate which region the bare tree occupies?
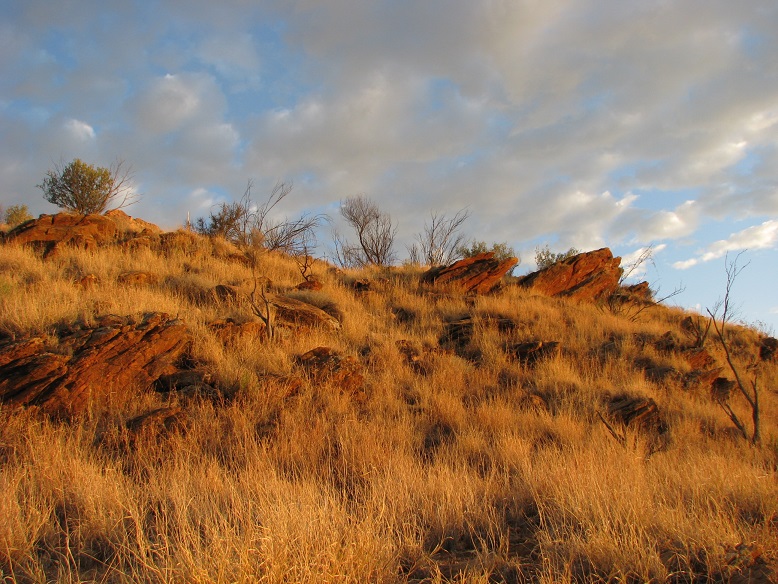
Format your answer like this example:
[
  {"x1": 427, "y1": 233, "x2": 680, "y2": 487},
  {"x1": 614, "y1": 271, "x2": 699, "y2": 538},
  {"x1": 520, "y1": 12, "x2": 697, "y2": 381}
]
[
  {"x1": 334, "y1": 195, "x2": 396, "y2": 267},
  {"x1": 408, "y1": 209, "x2": 470, "y2": 266},
  {"x1": 706, "y1": 252, "x2": 761, "y2": 445}
]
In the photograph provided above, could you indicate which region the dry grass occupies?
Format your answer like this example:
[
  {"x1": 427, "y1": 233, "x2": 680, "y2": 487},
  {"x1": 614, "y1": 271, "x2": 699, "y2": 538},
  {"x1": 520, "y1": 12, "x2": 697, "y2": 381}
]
[{"x1": 1, "y1": 234, "x2": 777, "y2": 583}]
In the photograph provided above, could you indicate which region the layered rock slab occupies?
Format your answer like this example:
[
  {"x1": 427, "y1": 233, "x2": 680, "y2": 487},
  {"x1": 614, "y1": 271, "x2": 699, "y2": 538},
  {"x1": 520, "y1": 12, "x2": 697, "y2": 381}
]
[
  {"x1": 423, "y1": 252, "x2": 518, "y2": 294},
  {"x1": 517, "y1": 248, "x2": 622, "y2": 302},
  {"x1": 0, "y1": 313, "x2": 190, "y2": 417}
]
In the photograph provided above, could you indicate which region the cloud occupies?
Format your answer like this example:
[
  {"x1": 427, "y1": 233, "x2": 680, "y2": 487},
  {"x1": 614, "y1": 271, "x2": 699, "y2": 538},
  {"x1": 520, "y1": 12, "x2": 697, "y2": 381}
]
[
  {"x1": 673, "y1": 220, "x2": 778, "y2": 269},
  {"x1": 64, "y1": 118, "x2": 95, "y2": 141}
]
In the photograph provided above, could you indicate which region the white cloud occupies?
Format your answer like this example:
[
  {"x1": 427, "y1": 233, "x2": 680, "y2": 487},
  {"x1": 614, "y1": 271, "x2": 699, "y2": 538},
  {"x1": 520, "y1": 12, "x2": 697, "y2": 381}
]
[
  {"x1": 64, "y1": 118, "x2": 95, "y2": 141},
  {"x1": 674, "y1": 220, "x2": 778, "y2": 269},
  {"x1": 131, "y1": 73, "x2": 224, "y2": 134}
]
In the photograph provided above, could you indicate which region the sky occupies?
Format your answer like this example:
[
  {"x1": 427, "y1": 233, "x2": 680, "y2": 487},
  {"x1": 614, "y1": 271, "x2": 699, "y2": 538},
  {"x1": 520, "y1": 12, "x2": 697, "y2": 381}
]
[{"x1": 2, "y1": 0, "x2": 778, "y2": 332}]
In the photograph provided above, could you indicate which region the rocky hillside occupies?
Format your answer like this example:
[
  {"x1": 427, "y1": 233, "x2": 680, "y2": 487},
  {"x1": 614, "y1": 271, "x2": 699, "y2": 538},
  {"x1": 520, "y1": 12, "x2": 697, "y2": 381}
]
[{"x1": 1, "y1": 212, "x2": 776, "y2": 583}]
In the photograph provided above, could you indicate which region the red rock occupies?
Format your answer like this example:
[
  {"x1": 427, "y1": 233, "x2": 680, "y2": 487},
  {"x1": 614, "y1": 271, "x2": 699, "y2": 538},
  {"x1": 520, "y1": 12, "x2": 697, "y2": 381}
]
[
  {"x1": 508, "y1": 340, "x2": 561, "y2": 366},
  {"x1": 212, "y1": 284, "x2": 241, "y2": 303},
  {"x1": 104, "y1": 209, "x2": 162, "y2": 235},
  {"x1": 296, "y1": 346, "x2": 364, "y2": 393},
  {"x1": 517, "y1": 248, "x2": 622, "y2": 302},
  {"x1": 271, "y1": 295, "x2": 341, "y2": 331},
  {"x1": 77, "y1": 273, "x2": 99, "y2": 289},
  {"x1": 4, "y1": 213, "x2": 117, "y2": 254},
  {"x1": 0, "y1": 313, "x2": 191, "y2": 417},
  {"x1": 296, "y1": 279, "x2": 323, "y2": 291},
  {"x1": 208, "y1": 319, "x2": 266, "y2": 344},
  {"x1": 607, "y1": 395, "x2": 668, "y2": 436},
  {"x1": 423, "y1": 252, "x2": 519, "y2": 294},
  {"x1": 126, "y1": 407, "x2": 188, "y2": 443},
  {"x1": 118, "y1": 271, "x2": 159, "y2": 286},
  {"x1": 682, "y1": 347, "x2": 716, "y2": 370}
]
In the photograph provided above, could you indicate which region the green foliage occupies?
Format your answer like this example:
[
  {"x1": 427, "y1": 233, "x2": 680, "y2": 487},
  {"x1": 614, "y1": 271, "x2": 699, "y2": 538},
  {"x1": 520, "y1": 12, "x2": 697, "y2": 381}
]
[
  {"x1": 37, "y1": 158, "x2": 136, "y2": 214},
  {"x1": 534, "y1": 244, "x2": 580, "y2": 270},
  {"x1": 456, "y1": 240, "x2": 519, "y2": 274},
  {"x1": 4, "y1": 204, "x2": 33, "y2": 227}
]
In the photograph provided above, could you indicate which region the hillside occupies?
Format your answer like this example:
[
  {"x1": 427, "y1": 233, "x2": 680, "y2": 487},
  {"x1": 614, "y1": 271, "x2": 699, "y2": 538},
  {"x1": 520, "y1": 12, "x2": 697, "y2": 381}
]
[{"x1": 1, "y1": 212, "x2": 777, "y2": 583}]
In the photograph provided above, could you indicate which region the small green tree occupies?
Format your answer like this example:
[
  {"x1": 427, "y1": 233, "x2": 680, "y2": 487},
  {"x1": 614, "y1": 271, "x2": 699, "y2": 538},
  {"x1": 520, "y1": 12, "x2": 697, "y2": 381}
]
[
  {"x1": 37, "y1": 158, "x2": 137, "y2": 214},
  {"x1": 4, "y1": 204, "x2": 33, "y2": 227},
  {"x1": 456, "y1": 240, "x2": 519, "y2": 274},
  {"x1": 534, "y1": 244, "x2": 580, "y2": 270}
]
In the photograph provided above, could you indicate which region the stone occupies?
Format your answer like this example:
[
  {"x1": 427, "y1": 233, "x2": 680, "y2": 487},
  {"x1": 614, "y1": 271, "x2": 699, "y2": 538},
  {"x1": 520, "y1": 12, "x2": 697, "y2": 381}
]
[
  {"x1": 207, "y1": 319, "x2": 266, "y2": 344},
  {"x1": 126, "y1": 407, "x2": 188, "y2": 444},
  {"x1": 118, "y1": 271, "x2": 159, "y2": 286},
  {"x1": 439, "y1": 318, "x2": 474, "y2": 352},
  {"x1": 296, "y1": 346, "x2": 364, "y2": 393},
  {"x1": 76, "y1": 273, "x2": 99, "y2": 289},
  {"x1": 295, "y1": 279, "x2": 323, "y2": 291},
  {"x1": 607, "y1": 395, "x2": 668, "y2": 436},
  {"x1": 4, "y1": 213, "x2": 117, "y2": 254},
  {"x1": 0, "y1": 313, "x2": 191, "y2": 417},
  {"x1": 682, "y1": 347, "x2": 716, "y2": 370},
  {"x1": 623, "y1": 281, "x2": 652, "y2": 301},
  {"x1": 711, "y1": 377, "x2": 736, "y2": 402},
  {"x1": 103, "y1": 209, "x2": 163, "y2": 235},
  {"x1": 423, "y1": 252, "x2": 519, "y2": 294},
  {"x1": 517, "y1": 248, "x2": 622, "y2": 302},
  {"x1": 654, "y1": 331, "x2": 678, "y2": 353},
  {"x1": 508, "y1": 340, "x2": 561, "y2": 366},
  {"x1": 212, "y1": 284, "x2": 241, "y2": 303},
  {"x1": 759, "y1": 337, "x2": 778, "y2": 362},
  {"x1": 271, "y1": 295, "x2": 341, "y2": 331}
]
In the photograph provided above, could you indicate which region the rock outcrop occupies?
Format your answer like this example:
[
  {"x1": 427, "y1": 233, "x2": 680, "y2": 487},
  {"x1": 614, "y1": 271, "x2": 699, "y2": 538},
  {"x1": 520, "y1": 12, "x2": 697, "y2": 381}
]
[
  {"x1": 423, "y1": 252, "x2": 518, "y2": 294},
  {"x1": 4, "y1": 213, "x2": 118, "y2": 256},
  {"x1": 0, "y1": 313, "x2": 190, "y2": 417},
  {"x1": 517, "y1": 248, "x2": 622, "y2": 302},
  {"x1": 271, "y1": 295, "x2": 342, "y2": 331},
  {"x1": 296, "y1": 346, "x2": 364, "y2": 393}
]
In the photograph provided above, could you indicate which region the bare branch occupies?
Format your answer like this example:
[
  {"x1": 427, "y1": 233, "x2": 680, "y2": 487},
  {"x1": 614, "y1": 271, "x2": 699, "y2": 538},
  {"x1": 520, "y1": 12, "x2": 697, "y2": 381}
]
[{"x1": 411, "y1": 209, "x2": 470, "y2": 266}]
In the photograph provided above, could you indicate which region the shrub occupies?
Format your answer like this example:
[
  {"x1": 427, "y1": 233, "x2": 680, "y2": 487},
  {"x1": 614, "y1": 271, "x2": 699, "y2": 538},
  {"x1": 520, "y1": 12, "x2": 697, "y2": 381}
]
[
  {"x1": 456, "y1": 239, "x2": 519, "y2": 274},
  {"x1": 334, "y1": 195, "x2": 396, "y2": 268},
  {"x1": 4, "y1": 204, "x2": 33, "y2": 228},
  {"x1": 534, "y1": 244, "x2": 580, "y2": 270},
  {"x1": 37, "y1": 158, "x2": 137, "y2": 214}
]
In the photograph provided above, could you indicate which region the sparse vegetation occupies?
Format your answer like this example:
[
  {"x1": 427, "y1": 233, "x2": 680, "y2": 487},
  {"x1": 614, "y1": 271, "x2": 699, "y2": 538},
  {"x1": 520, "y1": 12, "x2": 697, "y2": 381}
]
[
  {"x1": 0, "y1": 219, "x2": 776, "y2": 583},
  {"x1": 3, "y1": 204, "x2": 33, "y2": 228},
  {"x1": 534, "y1": 243, "x2": 580, "y2": 269},
  {"x1": 408, "y1": 209, "x2": 470, "y2": 266},
  {"x1": 37, "y1": 158, "x2": 137, "y2": 214},
  {"x1": 334, "y1": 195, "x2": 397, "y2": 268},
  {"x1": 456, "y1": 240, "x2": 519, "y2": 273}
]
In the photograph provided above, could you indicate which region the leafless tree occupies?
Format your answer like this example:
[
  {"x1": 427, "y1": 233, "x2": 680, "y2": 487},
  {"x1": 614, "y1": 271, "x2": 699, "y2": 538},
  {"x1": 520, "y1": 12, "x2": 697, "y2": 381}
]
[
  {"x1": 334, "y1": 195, "x2": 396, "y2": 267},
  {"x1": 706, "y1": 251, "x2": 761, "y2": 445},
  {"x1": 408, "y1": 209, "x2": 470, "y2": 266}
]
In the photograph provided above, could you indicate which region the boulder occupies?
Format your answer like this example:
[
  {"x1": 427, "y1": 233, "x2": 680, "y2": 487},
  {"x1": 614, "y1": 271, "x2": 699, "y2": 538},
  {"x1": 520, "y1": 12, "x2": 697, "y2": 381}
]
[
  {"x1": 607, "y1": 395, "x2": 668, "y2": 437},
  {"x1": 118, "y1": 271, "x2": 159, "y2": 286},
  {"x1": 296, "y1": 279, "x2": 323, "y2": 291},
  {"x1": 103, "y1": 209, "x2": 163, "y2": 235},
  {"x1": 4, "y1": 213, "x2": 118, "y2": 255},
  {"x1": 517, "y1": 248, "x2": 622, "y2": 302},
  {"x1": 296, "y1": 346, "x2": 364, "y2": 393},
  {"x1": 760, "y1": 337, "x2": 778, "y2": 362},
  {"x1": 0, "y1": 313, "x2": 191, "y2": 417},
  {"x1": 126, "y1": 407, "x2": 189, "y2": 444},
  {"x1": 207, "y1": 318, "x2": 266, "y2": 344},
  {"x1": 271, "y1": 295, "x2": 341, "y2": 331},
  {"x1": 423, "y1": 252, "x2": 519, "y2": 294},
  {"x1": 508, "y1": 340, "x2": 561, "y2": 366},
  {"x1": 212, "y1": 284, "x2": 241, "y2": 303}
]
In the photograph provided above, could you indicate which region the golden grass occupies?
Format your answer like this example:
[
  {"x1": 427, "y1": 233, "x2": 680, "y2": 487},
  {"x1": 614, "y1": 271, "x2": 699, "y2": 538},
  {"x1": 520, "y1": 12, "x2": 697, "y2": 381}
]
[{"x1": 1, "y1": 234, "x2": 777, "y2": 583}]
